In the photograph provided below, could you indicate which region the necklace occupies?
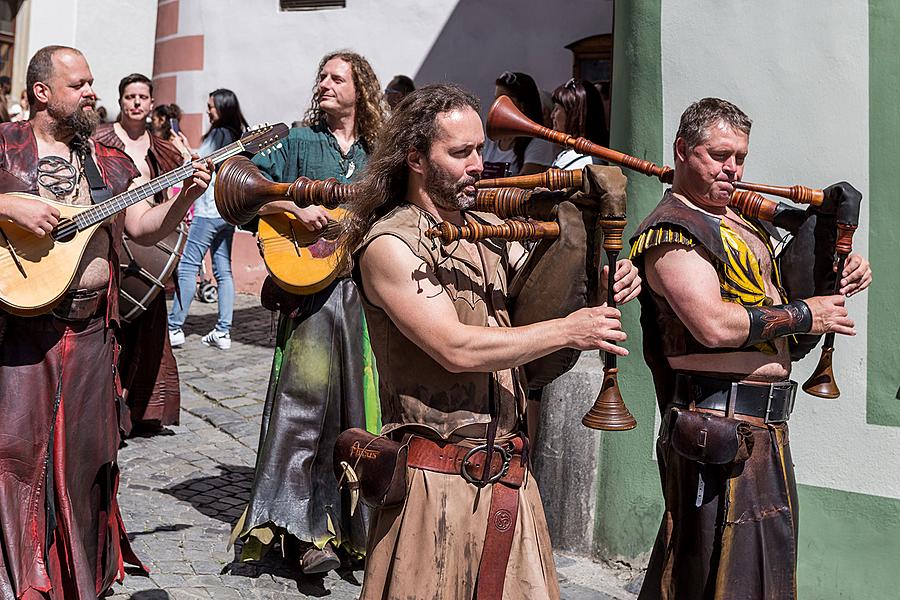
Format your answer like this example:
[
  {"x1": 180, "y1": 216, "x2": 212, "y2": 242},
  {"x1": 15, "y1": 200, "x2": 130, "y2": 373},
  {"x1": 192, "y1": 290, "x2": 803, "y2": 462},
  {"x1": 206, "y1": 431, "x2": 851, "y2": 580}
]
[{"x1": 37, "y1": 150, "x2": 81, "y2": 199}]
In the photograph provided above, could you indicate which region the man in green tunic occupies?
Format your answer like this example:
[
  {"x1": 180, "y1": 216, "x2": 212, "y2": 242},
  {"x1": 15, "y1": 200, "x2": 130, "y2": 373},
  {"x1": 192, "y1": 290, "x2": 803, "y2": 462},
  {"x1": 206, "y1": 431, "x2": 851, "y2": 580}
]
[{"x1": 232, "y1": 50, "x2": 385, "y2": 574}]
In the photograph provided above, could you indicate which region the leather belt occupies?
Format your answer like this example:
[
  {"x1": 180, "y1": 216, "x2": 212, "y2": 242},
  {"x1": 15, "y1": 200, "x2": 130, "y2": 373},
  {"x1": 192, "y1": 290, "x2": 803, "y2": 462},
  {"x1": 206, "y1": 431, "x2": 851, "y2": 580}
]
[
  {"x1": 674, "y1": 372, "x2": 797, "y2": 423},
  {"x1": 406, "y1": 435, "x2": 526, "y2": 600},
  {"x1": 52, "y1": 289, "x2": 105, "y2": 322}
]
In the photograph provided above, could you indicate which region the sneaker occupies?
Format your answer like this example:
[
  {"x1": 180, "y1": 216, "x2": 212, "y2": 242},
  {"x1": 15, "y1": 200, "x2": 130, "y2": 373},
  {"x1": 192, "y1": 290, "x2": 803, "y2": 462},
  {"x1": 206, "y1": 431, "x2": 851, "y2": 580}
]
[
  {"x1": 168, "y1": 328, "x2": 185, "y2": 348},
  {"x1": 201, "y1": 329, "x2": 231, "y2": 350}
]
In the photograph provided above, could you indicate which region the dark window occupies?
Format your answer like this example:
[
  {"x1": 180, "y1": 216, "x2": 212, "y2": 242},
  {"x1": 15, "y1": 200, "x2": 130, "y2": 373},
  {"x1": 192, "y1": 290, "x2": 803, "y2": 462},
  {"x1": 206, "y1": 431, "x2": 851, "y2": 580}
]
[{"x1": 280, "y1": 0, "x2": 345, "y2": 10}]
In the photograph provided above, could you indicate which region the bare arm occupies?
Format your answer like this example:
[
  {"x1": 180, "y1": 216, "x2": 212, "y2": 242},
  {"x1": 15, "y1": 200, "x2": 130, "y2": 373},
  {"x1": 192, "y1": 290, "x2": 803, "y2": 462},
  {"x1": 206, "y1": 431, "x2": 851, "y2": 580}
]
[
  {"x1": 359, "y1": 235, "x2": 627, "y2": 374},
  {"x1": 645, "y1": 243, "x2": 854, "y2": 348},
  {"x1": 124, "y1": 160, "x2": 211, "y2": 244}
]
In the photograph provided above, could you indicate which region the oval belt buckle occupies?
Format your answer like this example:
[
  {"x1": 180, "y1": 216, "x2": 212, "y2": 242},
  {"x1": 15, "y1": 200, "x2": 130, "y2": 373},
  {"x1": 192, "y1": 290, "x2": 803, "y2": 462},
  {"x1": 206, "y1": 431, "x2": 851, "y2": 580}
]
[{"x1": 461, "y1": 443, "x2": 511, "y2": 486}]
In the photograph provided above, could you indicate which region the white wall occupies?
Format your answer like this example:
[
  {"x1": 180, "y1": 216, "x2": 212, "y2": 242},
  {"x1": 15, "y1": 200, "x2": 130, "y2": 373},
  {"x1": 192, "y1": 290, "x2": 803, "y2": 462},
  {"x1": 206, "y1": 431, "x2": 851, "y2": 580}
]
[
  {"x1": 173, "y1": 0, "x2": 613, "y2": 129},
  {"x1": 661, "y1": 0, "x2": 900, "y2": 500},
  {"x1": 26, "y1": 0, "x2": 157, "y2": 119}
]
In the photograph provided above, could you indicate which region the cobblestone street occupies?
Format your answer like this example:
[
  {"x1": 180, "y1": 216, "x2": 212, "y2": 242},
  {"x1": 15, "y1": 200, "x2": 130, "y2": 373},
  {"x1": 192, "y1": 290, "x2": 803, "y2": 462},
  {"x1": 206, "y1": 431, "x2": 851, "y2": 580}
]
[{"x1": 108, "y1": 294, "x2": 642, "y2": 600}]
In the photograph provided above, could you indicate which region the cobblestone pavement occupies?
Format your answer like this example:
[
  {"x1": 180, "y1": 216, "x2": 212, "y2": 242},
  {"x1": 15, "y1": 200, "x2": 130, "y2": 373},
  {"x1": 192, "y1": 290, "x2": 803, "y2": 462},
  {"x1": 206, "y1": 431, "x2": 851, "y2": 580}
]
[{"x1": 108, "y1": 294, "x2": 642, "y2": 600}]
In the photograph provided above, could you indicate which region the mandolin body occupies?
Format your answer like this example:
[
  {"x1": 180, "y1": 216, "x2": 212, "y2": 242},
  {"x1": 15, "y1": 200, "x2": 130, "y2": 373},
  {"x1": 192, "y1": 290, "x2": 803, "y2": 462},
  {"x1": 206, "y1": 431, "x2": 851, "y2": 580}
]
[{"x1": 0, "y1": 194, "x2": 102, "y2": 316}]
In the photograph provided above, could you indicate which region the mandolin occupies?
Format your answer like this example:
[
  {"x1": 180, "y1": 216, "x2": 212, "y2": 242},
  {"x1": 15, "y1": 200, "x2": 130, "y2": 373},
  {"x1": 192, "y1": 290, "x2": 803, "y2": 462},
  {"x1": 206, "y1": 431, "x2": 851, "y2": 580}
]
[
  {"x1": 257, "y1": 207, "x2": 347, "y2": 295},
  {"x1": 0, "y1": 123, "x2": 289, "y2": 316}
]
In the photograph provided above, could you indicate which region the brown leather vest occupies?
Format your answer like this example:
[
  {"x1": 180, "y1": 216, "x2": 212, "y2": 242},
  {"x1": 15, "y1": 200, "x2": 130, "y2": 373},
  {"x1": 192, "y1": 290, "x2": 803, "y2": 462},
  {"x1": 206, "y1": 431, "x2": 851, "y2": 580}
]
[
  {"x1": 0, "y1": 121, "x2": 140, "y2": 321},
  {"x1": 356, "y1": 203, "x2": 525, "y2": 441}
]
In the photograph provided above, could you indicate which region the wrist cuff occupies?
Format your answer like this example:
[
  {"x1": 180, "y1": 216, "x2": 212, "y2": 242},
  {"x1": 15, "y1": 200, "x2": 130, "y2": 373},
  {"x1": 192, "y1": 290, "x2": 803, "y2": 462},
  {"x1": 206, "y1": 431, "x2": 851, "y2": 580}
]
[{"x1": 744, "y1": 300, "x2": 812, "y2": 346}]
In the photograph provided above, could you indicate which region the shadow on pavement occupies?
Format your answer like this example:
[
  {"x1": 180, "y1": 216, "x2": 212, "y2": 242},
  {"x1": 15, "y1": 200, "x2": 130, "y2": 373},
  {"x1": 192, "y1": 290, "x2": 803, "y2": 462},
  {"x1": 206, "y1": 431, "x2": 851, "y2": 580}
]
[
  {"x1": 224, "y1": 545, "x2": 357, "y2": 598},
  {"x1": 127, "y1": 591, "x2": 170, "y2": 599},
  {"x1": 160, "y1": 464, "x2": 254, "y2": 525},
  {"x1": 179, "y1": 305, "x2": 276, "y2": 349}
]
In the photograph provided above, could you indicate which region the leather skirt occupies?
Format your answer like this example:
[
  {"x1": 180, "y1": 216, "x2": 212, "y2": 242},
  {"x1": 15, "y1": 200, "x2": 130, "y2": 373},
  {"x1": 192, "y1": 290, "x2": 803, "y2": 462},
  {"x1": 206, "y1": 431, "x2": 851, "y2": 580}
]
[
  {"x1": 639, "y1": 392, "x2": 799, "y2": 600},
  {"x1": 236, "y1": 278, "x2": 375, "y2": 557}
]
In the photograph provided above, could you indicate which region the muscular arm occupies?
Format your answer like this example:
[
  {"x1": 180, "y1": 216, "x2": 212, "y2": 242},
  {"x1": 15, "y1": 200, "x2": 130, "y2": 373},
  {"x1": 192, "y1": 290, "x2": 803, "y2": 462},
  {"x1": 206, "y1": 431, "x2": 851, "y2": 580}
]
[
  {"x1": 645, "y1": 243, "x2": 854, "y2": 348},
  {"x1": 645, "y1": 244, "x2": 752, "y2": 348},
  {"x1": 360, "y1": 235, "x2": 627, "y2": 373}
]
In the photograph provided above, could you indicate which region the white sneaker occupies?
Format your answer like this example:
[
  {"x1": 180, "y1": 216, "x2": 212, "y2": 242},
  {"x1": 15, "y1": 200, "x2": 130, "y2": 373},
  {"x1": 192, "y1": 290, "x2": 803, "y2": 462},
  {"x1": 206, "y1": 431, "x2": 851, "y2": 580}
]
[
  {"x1": 169, "y1": 328, "x2": 185, "y2": 348},
  {"x1": 201, "y1": 329, "x2": 231, "y2": 350}
]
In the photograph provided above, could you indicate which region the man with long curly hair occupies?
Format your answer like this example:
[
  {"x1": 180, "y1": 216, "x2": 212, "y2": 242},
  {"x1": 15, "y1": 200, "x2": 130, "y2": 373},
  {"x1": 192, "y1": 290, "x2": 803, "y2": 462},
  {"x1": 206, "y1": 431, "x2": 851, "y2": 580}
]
[
  {"x1": 232, "y1": 50, "x2": 385, "y2": 574},
  {"x1": 343, "y1": 83, "x2": 640, "y2": 599}
]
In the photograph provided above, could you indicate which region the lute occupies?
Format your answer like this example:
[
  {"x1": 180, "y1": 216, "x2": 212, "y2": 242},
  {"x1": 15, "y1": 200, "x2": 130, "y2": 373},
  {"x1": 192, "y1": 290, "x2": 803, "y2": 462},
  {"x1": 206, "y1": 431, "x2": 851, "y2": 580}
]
[{"x1": 0, "y1": 122, "x2": 289, "y2": 316}]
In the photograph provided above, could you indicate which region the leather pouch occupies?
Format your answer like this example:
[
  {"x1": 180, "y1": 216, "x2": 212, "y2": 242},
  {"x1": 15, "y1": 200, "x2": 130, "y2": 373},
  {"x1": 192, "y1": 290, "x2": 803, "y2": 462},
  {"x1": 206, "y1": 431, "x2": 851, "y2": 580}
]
[
  {"x1": 668, "y1": 407, "x2": 754, "y2": 465},
  {"x1": 333, "y1": 428, "x2": 408, "y2": 509}
]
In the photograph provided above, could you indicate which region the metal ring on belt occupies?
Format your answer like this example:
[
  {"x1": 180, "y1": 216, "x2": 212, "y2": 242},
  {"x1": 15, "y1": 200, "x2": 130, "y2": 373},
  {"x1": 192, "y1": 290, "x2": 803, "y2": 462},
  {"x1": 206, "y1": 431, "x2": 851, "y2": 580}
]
[{"x1": 461, "y1": 443, "x2": 512, "y2": 486}]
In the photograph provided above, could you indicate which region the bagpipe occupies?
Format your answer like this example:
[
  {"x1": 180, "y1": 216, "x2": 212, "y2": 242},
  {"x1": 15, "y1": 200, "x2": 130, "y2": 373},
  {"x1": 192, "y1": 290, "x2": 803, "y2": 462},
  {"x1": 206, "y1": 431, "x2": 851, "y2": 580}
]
[{"x1": 477, "y1": 95, "x2": 863, "y2": 419}]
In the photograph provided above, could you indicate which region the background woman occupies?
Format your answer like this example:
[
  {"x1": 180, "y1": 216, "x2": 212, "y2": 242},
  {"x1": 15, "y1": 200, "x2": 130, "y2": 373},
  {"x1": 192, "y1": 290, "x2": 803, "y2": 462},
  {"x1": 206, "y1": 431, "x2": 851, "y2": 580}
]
[
  {"x1": 482, "y1": 70, "x2": 557, "y2": 177},
  {"x1": 168, "y1": 89, "x2": 247, "y2": 350},
  {"x1": 549, "y1": 78, "x2": 609, "y2": 170}
]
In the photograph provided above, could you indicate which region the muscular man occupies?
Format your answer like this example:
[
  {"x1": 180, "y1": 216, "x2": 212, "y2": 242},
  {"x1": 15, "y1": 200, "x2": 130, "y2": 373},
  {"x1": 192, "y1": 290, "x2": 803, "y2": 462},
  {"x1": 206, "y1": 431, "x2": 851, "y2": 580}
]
[
  {"x1": 93, "y1": 73, "x2": 186, "y2": 435},
  {"x1": 233, "y1": 51, "x2": 385, "y2": 573},
  {"x1": 344, "y1": 84, "x2": 640, "y2": 600},
  {"x1": 0, "y1": 46, "x2": 210, "y2": 599},
  {"x1": 630, "y1": 98, "x2": 872, "y2": 599}
]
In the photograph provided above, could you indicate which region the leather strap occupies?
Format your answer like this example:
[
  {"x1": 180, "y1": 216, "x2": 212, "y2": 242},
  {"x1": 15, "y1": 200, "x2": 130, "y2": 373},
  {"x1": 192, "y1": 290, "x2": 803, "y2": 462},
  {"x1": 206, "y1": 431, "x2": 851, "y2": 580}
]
[
  {"x1": 476, "y1": 481, "x2": 519, "y2": 600},
  {"x1": 405, "y1": 435, "x2": 526, "y2": 600},
  {"x1": 52, "y1": 289, "x2": 105, "y2": 321},
  {"x1": 674, "y1": 372, "x2": 797, "y2": 423},
  {"x1": 77, "y1": 139, "x2": 112, "y2": 204}
]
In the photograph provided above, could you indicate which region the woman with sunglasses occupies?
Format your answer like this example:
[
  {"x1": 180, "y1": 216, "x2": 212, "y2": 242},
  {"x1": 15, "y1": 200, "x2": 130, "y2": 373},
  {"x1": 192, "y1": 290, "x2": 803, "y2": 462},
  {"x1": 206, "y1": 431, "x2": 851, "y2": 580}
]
[
  {"x1": 550, "y1": 78, "x2": 609, "y2": 170},
  {"x1": 482, "y1": 71, "x2": 557, "y2": 178}
]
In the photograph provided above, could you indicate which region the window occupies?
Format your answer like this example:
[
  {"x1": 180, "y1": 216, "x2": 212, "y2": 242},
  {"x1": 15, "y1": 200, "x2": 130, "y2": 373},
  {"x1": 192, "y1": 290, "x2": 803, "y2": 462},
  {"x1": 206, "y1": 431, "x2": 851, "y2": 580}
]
[{"x1": 280, "y1": 0, "x2": 345, "y2": 10}]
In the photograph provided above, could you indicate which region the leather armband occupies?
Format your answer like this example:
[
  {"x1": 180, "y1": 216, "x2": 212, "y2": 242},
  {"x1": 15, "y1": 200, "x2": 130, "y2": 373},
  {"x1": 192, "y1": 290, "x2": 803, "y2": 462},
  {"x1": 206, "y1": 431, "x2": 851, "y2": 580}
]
[{"x1": 744, "y1": 300, "x2": 812, "y2": 346}]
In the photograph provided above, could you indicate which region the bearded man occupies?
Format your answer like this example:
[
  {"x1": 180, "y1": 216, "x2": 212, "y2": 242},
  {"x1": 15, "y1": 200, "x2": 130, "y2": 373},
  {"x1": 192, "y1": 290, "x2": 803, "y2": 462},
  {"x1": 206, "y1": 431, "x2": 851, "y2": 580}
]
[
  {"x1": 93, "y1": 73, "x2": 187, "y2": 435},
  {"x1": 343, "y1": 83, "x2": 640, "y2": 600},
  {"x1": 0, "y1": 46, "x2": 210, "y2": 599}
]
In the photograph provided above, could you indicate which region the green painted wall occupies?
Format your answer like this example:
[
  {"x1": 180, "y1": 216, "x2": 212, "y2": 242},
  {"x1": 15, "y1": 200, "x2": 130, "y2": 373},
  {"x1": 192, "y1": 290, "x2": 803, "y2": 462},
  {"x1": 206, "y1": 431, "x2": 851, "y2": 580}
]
[
  {"x1": 797, "y1": 485, "x2": 900, "y2": 598},
  {"x1": 867, "y1": 0, "x2": 900, "y2": 425},
  {"x1": 594, "y1": 0, "x2": 666, "y2": 559}
]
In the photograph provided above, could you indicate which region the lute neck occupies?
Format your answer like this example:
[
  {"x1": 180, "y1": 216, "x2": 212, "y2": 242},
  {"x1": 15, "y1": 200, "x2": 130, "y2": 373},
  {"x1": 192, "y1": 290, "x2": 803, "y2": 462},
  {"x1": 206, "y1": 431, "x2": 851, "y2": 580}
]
[{"x1": 73, "y1": 138, "x2": 244, "y2": 230}]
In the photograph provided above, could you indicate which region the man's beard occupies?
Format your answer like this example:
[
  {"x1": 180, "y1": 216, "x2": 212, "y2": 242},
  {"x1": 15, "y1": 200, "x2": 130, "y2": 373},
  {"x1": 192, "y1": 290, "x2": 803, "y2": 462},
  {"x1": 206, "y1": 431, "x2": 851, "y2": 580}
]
[
  {"x1": 49, "y1": 99, "x2": 100, "y2": 140},
  {"x1": 424, "y1": 162, "x2": 478, "y2": 211}
]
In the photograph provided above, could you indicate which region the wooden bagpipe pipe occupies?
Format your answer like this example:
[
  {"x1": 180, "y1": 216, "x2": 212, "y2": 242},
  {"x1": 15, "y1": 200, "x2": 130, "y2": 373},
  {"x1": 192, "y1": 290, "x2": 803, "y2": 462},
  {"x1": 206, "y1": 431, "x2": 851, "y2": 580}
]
[{"x1": 730, "y1": 181, "x2": 861, "y2": 399}]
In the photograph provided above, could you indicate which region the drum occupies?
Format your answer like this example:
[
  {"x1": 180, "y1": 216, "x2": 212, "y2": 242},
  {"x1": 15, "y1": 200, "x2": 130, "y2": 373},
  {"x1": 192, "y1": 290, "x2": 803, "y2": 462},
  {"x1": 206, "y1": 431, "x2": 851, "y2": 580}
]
[{"x1": 119, "y1": 222, "x2": 188, "y2": 323}]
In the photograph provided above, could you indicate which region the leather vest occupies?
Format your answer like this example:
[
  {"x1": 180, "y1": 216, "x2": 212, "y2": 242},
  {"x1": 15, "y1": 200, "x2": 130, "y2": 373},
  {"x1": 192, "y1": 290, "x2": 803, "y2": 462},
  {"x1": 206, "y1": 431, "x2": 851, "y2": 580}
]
[
  {"x1": 0, "y1": 121, "x2": 140, "y2": 321},
  {"x1": 356, "y1": 203, "x2": 525, "y2": 441}
]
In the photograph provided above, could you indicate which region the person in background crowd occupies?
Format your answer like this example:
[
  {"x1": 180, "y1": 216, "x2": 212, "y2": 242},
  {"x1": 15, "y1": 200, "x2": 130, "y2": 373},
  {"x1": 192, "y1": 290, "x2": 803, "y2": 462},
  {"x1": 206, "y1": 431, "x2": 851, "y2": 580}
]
[
  {"x1": 151, "y1": 103, "x2": 192, "y2": 159},
  {"x1": 0, "y1": 76, "x2": 10, "y2": 122},
  {"x1": 482, "y1": 70, "x2": 556, "y2": 178},
  {"x1": 550, "y1": 78, "x2": 609, "y2": 170},
  {"x1": 167, "y1": 88, "x2": 247, "y2": 351},
  {"x1": 93, "y1": 73, "x2": 186, "y2": 435},
  {"x1": 384, "y1": 74, "x2": 415, "y2": 108},
  {"x1": 9, "y1": 89, "x2": 30, "y2": 122}
]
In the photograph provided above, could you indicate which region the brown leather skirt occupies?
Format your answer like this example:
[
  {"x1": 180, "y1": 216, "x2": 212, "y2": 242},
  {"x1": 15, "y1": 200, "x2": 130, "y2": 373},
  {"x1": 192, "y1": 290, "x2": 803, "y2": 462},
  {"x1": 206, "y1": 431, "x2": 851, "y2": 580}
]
[
  {"x1": 639, "y1": 407, "x2": 799, "y2": 600},
  {"x1": 0, "y1": 314, "x2": 143, "y2": 599}
]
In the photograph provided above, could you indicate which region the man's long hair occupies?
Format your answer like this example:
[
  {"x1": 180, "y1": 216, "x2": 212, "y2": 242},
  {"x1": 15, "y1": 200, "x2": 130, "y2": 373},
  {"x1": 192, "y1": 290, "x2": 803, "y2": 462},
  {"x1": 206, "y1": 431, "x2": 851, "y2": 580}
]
[
  {"x1": 339, "y1": 84, "x2": 480, "y2": 271},
  {"x1": 302, "y1": 51, "x2": 386, "y2": 151}
]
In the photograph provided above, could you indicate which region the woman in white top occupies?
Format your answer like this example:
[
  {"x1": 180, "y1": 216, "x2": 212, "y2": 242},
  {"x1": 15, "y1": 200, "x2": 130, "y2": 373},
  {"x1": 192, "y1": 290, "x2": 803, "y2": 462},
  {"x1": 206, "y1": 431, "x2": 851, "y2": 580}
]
[
  {"x1": 483, "y1": 71, "x2": 557, "y2": 178},
  {"x1": 549, "y1": 79, "x2": 609, "y2": 170}
]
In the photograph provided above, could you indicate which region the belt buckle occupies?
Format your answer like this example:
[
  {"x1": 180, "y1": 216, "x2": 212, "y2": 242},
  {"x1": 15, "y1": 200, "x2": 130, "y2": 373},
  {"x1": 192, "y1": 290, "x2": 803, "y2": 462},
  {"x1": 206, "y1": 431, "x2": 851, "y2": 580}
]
[
  {"x1": 461, "y1": 443, "x2": 511, "y2": 487},
  {"x1": 764, "y1": 383, "x2": 776, "y2": 424}
]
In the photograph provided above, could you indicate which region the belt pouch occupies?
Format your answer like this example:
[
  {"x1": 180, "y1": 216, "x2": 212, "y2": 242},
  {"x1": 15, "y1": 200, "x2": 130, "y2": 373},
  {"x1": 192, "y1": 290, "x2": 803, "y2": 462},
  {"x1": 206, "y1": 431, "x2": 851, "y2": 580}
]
[
  {"x1": 333, "y1": 427, "x2": 408, "y2": 508},
  {"x1": 668, "y1": 407, "x2": 754, "y2": 465}
]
